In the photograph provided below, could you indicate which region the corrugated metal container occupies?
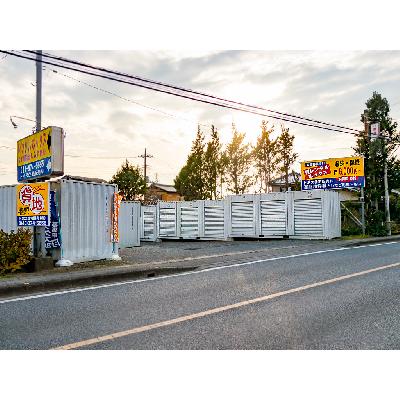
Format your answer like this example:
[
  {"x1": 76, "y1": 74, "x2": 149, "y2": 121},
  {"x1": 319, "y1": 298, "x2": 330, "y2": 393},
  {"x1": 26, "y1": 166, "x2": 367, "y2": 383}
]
[
  {"x1": 227, "y1": 194, "x2": 259, "y2": 238},
  {"x1": 141, "y1": 205, "x2": 157, "y2": 242},
  {"x1": 178, "y1": 201, "x2": 201, "y2": 239},
  {"x1": 0, "y1": 185, "x2": 17, "y2": 233},
  {"x1": 157, "y1": 201, "x2": 178, "y2": 239},
  {"x1": 259, "y1": 192, "x2": 288, "y2": 237},
  {"x1": 119, "y1": 201, "x2": 141, "y2": 248},
  {"x1": 289, "y1": 190, "x2": 341, "y2": 239},
  {"x1": 59, "y1": 179, "x2": 117, "y2": 263},
  {"x1": 200, "y1": 200, "x2": 227, "y2": 240}
]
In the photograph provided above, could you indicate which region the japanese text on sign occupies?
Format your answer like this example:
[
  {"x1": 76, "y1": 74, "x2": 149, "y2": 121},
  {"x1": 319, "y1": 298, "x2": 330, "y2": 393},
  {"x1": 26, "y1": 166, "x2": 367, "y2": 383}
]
[
  {"x1": 16, "y1": 182, "x2": 50, "y2": 226},
  {"x1": 301, "y1": 156, "x2": 365, "y2": 190},
  {"x1": 17, "y1": 127, "x2": 52, "y2": 182},
  {"x1": 111, "y1": 193, "x2": 123, "y2": 243}
]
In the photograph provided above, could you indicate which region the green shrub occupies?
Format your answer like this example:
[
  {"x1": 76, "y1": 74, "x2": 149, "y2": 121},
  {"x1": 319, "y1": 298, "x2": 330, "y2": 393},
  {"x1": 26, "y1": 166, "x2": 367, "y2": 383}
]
[
  {"x1": 366, "y1": 210, "x2": 386, "y2": 237},
  {"x1": 0, "y1": 228, "x2": 33, "y2": 274}
]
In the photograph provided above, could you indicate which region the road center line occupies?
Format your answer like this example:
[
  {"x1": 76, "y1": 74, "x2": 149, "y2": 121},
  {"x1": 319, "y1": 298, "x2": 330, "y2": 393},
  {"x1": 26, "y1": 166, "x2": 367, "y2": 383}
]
[
  {"x1": 53, "y1": 260, "x2": 400, "y2": 350},
  {"x1": 0, "y1": 241, "x2": 399, "y2": 305}
]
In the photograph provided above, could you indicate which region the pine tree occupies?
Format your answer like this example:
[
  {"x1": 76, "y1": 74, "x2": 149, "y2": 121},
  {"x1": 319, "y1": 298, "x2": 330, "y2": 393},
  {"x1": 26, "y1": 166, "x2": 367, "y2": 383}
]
[
  {"x1": 174, "y1": 125, "x2": 206, "y2": 200},
  {"x1": 224, "y1": 124, "x2": 253, "y2": 194},
  {"x1": 203, "y1": 125, "x2": 222, "y2": 199},
  {"x1": 253, "y1": 120, "x2": 279, "y2": 193},
  {"x1": 276, "y1": 124, "x2": 298, "y2": 191},
  {"x1": 355, "y1": 91, "x2": 400, "y2": 234}
]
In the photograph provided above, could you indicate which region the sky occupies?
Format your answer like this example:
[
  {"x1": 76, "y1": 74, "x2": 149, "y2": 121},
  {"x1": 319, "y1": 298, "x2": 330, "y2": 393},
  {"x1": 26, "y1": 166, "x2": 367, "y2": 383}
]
[{"x1": 1, "y1": 50, "x2": 400, "y2": 186}]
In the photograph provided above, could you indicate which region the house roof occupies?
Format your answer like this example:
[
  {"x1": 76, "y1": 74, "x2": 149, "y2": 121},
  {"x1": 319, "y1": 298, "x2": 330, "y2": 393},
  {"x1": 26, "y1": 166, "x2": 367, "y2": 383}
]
[
  {"x1": 150, "y1": 183, "x2": 177, "y2": 193},
  {"x1": 270, "y1": 171, "x2": 301, "y2": 185}
]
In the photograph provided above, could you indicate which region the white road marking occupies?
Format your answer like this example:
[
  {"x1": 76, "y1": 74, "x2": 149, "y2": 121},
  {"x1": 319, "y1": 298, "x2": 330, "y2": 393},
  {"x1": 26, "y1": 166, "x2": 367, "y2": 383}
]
[
  {"x1": 53, "y1": 260, "x2": 400, "y2": 350},
  {"x1": 0, "y1": 241, "x2": 399, "y2": 305}
]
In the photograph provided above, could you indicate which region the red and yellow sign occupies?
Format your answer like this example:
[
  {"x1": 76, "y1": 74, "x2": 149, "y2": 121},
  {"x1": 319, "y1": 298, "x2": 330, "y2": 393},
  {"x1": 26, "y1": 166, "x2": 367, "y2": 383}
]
[
  {"x1": 16, "y1": 182, "x2": 50, "y2": 226},
  {"x1": 301, "y1": 156, "x2": 365, "y2": 190}
]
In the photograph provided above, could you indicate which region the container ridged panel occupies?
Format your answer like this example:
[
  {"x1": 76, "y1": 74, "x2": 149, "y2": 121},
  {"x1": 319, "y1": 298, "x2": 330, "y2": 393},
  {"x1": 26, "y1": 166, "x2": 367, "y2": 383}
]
[
  {"x1": 261, "y1": 200, "x2": 286, "y2": 236},
  {"x1": 159, "y1": 208, "x2": 177, "y2": 237},
  {"x1": 294, "y1": 198, "x2": 323, "y2": 237},
  {"x1": 141, "y1": 206, "x2": 156, "y2": 241},
  {"x1": 119, "y1": 202, "x2": 140, "y2": 248},
  {"x1": 0, "y1": 185, "x2": 17, "y2": 233},
  {"x1": 231, "y1": 201, "x2": 255, "y2": 236},
  {"x1": 60, "y1": 180, "x2": 115, "y2": 263},
  {"x1": 204, "y1": 205, "x2": 225, "y2": 238},
  {"x1": 180, "y1": 206, "x2": 199, "y2": 238}
]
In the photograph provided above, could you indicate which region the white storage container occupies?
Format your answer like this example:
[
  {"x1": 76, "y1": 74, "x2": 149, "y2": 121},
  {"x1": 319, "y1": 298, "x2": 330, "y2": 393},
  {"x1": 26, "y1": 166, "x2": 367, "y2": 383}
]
[
  {"x1": 119, "y1": 201, "x2": 141, "y2": 248},
  {"x1": 157, "y1": 201, "x2": 178, "y2": 239},
  {"x1": 288, "y1": 190, "x2": 341, "y2": 239},
  {"x1": 140, "y1": 205, "x2": 157, "y2": 242},
  {"x1": 200, "y1": 200, "x2": 227, "y2": 240},
  {"x1": 178, "y1": 201, "x2": 201, "y2": 239},
  {"x1": 227, "y1": 194, "x2": 259, "y2": 238},
  {"x1": 58, "y1": 179, "x2": 118, "y2": 263},
  {"x1": 259, "y1": 192, "x2": 289, "y2": 237}
]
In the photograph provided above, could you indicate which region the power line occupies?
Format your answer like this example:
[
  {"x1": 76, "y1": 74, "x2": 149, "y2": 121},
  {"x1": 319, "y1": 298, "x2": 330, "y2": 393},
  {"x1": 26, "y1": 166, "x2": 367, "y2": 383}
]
[
  {"x1": 1, "y1": 50, "x2": 360, "y2": 135},
  {"x1": 50, "y1": 69, "x2": 212, "y2": 128},
  {"x1": 28, "y1": 50, "x2": 359, "y2": 134}
]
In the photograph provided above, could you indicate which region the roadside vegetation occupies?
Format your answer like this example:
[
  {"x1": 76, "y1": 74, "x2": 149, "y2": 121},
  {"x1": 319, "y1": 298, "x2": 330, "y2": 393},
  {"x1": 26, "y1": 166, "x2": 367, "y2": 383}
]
[{"x1": 0, "y1": 229, "x2": 33, "y2": 274}]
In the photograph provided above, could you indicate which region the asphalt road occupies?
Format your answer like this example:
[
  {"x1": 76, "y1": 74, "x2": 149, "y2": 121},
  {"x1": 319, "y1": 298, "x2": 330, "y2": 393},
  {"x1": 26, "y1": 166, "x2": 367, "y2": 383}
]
[{"x1": 1, "y1": 241, "x2": 400, "y2": 349}]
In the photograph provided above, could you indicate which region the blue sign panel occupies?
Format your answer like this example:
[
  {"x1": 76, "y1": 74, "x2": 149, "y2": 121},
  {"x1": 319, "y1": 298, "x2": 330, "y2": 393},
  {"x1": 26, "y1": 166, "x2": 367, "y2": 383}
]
[
  {"x1": 17, "y1": 157, "x2": 52, "y2": 182},
  {"x1": 301, "y1": 176, "x2": 365, "y2": 191},
  {"x1": 17, "y1": 215, "x2": 50, "y2": 227},
  {"x1": 45, "y1": 191, "x2": 62, "y2": 249}
]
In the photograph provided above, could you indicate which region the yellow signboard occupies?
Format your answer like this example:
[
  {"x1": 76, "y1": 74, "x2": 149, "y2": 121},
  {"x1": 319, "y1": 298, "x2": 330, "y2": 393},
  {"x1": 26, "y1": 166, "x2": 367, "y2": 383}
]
[
  {"x1": 16, "y1": 182, "x2": 50, "y2": 226},
  {"x1": 17, "y1": 127, "x2": 52, "y2": 181},
  {"x1": 301, "y1": 156, "x2": 365, "y2": 190}
]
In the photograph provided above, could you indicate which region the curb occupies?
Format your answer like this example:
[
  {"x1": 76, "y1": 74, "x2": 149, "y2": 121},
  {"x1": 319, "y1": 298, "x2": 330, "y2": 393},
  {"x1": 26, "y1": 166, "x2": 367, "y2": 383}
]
[
  {"x1": 340, "y1": 235, "x2": 400, "y2": 247},
  {"x1": 0, "y1": 265, "x2": 198, "y2": 299}
]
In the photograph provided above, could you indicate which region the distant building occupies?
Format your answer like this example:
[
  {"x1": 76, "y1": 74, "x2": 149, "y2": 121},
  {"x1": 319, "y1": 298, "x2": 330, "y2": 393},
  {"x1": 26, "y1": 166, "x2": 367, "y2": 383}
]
[
  {"x1": 147, "y1": 183, "x2": 184, "y2": 201},
  {"x1": 270, "y1": 171, "x2": 301, "y2": 192}
]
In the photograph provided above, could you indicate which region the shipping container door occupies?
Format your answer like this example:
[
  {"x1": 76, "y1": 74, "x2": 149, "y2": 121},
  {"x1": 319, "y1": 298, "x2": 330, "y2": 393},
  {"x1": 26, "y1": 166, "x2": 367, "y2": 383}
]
[
  {"x1": 231, "y1": 201, "x2": 255, "y2": 236},
  {"x1": 260, "y1": 199, "x2": 287, "y2": 236},
  {"x1": 159, "y1": 207, "x2": 177, "y2": 237},
  {"x1": 293, "y1": 198, "x2": 323, "y2": 237},
  {"x1": 204, "y1": 205, "x2": 225, "y2": 238},
  {"x1": 141, "y1": 206, "x2": 156, "y2": 241},
  {"x1": 180, "y1": 206, "x2": 199, "y2": 238}
]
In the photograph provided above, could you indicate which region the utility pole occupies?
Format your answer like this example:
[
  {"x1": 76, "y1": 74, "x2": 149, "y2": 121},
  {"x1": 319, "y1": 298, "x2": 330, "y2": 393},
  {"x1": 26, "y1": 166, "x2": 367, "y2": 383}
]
[
  {"x1": 383, "y1": 135, "x2": 391, "y2": 235},
  {"x1": 35, "y1": 50, "x2": 42, "y2": 132},
  {"x1": 361, "y1": 110, "x2": 368, "y2": 235},
  {"x1": 138, "y1": 148, "x2": 153, "y2": 184},
  {"x1": 34, "y1": 50, "x2": 43, "y2": 257}
]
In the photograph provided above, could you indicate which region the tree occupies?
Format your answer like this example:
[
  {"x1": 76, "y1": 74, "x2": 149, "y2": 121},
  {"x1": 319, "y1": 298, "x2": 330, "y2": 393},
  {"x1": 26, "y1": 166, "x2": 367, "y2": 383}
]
[
  {"x1": 224, "y1": 124, "x2": 253, "y2": 194},
  {"x1": 110, "y1": 159, "x2": 146, "y2": 201},
  {"x1": 174, "y1": 126, "x2": 207, "y2": 200},
  {"x1": 253, "y1": 120, "x2": 279, "y2": 193},
  {"x1": 276, "y1": 124, "x2": 298, "y2": 191},
  {"x1": 354, "y1": 91, "x2": 400, "y2": 231},
  {"x1": 203, "y1": 125, "x2": 223, "y2": 199}
]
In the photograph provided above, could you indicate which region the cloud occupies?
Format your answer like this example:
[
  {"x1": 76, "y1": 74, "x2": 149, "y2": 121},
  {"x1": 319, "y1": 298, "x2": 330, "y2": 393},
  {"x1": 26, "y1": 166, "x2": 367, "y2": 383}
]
[{"x1": 1, "y1": 50, "x2": 400, "y2": 186}]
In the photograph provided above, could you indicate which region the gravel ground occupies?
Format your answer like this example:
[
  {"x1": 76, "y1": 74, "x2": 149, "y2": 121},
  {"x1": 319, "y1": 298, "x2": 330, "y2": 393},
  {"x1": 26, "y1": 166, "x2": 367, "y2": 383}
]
[{"x1": 119, "y1": 238, "x2": 341, "y2": 264}]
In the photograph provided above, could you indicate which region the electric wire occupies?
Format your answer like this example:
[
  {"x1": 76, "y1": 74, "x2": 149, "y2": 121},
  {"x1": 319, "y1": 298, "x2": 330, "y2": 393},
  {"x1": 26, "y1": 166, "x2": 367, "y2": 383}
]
[
  {"x1": 50, "y1": 69, "x2": 212, "y2": 128},
  {"x1": 25, "y1": 50, "x2": 360, "y2": 134},
  {"x1": 1, "y1": 50, "x2": 361, "y2": 135}
]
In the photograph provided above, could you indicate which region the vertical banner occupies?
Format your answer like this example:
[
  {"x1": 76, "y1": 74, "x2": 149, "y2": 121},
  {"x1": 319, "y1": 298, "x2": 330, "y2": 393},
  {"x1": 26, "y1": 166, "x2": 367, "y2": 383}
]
[
  {"x1": 16, "y1": 182, "x2": 50, "y2": 226},
  {"x1": 45, "y1": 191, "x2": 62, "y2": 249},
  {"x1": 111, "y1": 193, "x2": 123, "y2": 243}
]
